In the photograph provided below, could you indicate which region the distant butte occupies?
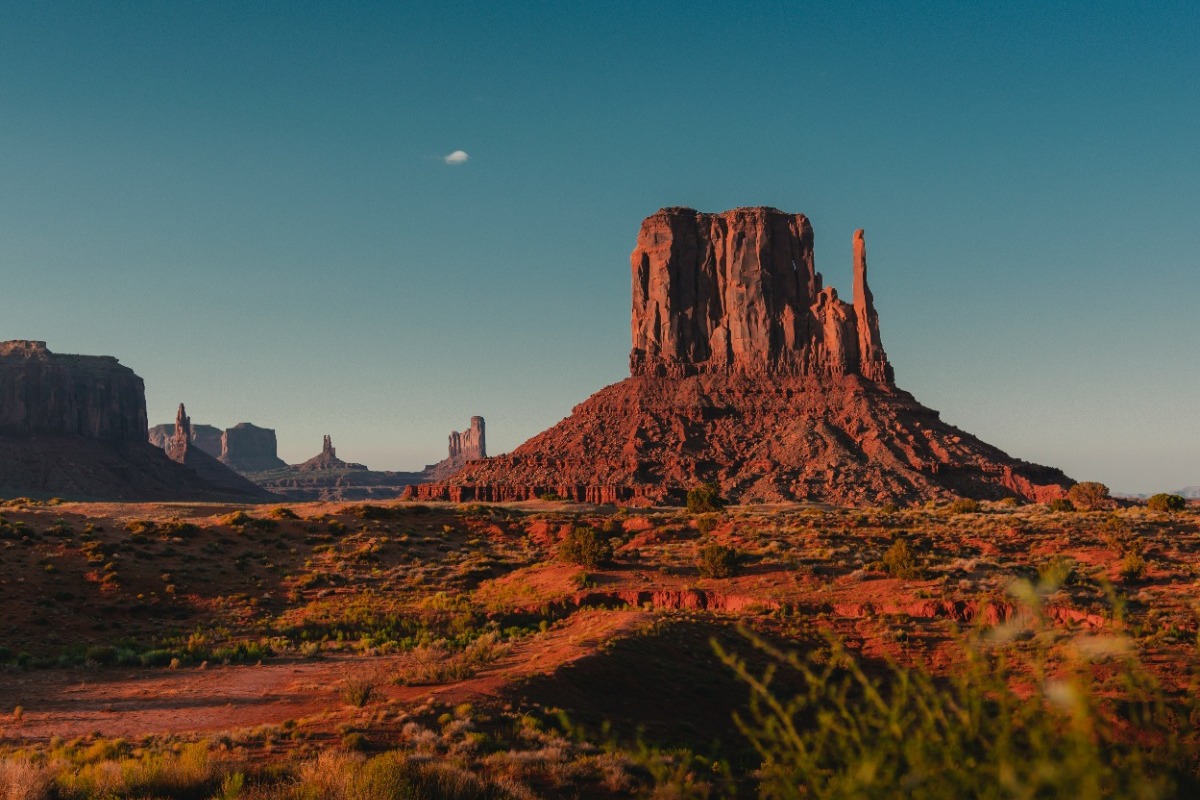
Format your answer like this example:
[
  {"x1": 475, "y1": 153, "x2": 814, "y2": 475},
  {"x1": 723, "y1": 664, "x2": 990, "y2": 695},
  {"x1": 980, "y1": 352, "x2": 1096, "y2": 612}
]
[
  {"x1": 413, "y1": 207, "x2": 1072, "y2": 506},
  {"x1": 0, "y1": 341, "x2": 271, "y2": 501}
]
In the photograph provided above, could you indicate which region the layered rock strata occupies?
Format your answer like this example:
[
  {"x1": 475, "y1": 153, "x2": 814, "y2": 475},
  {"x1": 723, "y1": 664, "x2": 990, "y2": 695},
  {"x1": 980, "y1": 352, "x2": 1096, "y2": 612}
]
[{"x1": 412, "y1": 207, "x2": 1071, "y2": 506}]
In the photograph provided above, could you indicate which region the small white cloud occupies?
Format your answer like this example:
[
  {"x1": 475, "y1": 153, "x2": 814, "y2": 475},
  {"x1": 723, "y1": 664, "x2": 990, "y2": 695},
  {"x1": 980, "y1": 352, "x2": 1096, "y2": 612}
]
[{"x1": 443, "y1": 150, "x2": 469, "y2": 165}]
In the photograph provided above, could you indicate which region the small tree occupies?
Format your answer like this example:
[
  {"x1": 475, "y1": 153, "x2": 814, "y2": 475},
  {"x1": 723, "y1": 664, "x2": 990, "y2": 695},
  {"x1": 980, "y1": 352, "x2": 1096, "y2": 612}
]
[
  {"x1": 697, "y1": 543, "x2": 741, "y2": 578},
  {"x1": 1068, "y1": 481, "x2": 1110, "y2": 511},
  {"x1": 1147, "y1": 493, "x2": 1186, "y2": 512},
  {"x1": 687, "y1": 482, "x2": 725, "y2": 513},
  {"x1": 882, "y1": 538, "x2": 921, "y2": 579},
  {"x1": 559, "y1": 525, "x2": 613, "y2": 568}
]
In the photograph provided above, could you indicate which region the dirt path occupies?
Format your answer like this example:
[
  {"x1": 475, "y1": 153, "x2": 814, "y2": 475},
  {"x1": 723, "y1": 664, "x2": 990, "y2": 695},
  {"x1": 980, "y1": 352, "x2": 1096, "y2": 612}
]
[{"x1": 0, "y1": 609, "x2": 647, "y2": 741}]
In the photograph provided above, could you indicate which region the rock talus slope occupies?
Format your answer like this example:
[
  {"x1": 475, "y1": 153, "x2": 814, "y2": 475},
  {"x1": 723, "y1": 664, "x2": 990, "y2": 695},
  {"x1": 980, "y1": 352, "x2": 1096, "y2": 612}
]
[{"x1": 414, "y1": 207, "x2": 1071, "y2": 505}]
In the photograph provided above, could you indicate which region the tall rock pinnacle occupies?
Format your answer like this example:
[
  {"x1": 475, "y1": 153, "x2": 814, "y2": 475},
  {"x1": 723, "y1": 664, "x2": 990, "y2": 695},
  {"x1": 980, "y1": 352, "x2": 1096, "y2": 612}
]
[{"x1": 852, "y1": 229, "x2": 892, "y2": 384}]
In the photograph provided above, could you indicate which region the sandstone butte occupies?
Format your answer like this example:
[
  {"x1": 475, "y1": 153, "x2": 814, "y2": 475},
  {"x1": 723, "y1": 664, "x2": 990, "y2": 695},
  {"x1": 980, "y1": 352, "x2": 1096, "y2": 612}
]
[
  {"x1": 0, "y1": 340, "x2": 270, "y2": 501},
  {"x1": 411, "y1": 207, "x2": 1072, "y2": 506}
]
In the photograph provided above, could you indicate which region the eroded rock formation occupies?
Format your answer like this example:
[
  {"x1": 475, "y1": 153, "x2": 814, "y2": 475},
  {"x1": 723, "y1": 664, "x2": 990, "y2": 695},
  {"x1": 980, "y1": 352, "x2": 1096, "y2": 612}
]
[
  {"x1": 629, "y1": 208, "x2": 890, "y2": 381},
  {"x1": 412, "y1": 208, "x2": 1071, "y2": 506},
  {"x1": 422, "y1": 417, "x2": 487, "y2": 481},
  {"x1": 0, "y1": 341, "x2": 270, "y2": 501},
  {"x1": 148, "y1": 422, "x2": 222, "y2": 457},
  {"x1": 149, "y1": 419, "x2": 285, "y2": 474},
  {"x1": 0, "y1": 340, "x2": 147, "y2": 439},
  {"x1": 162, "y1": 404, "x2": 274, "y2": 498}
]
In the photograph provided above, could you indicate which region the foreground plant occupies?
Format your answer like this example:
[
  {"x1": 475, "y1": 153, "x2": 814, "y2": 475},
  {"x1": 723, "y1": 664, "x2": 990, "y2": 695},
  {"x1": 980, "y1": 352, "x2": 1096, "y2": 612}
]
[{"x1": 714, "y1": 583, "x2": 1195, "y2": 799}]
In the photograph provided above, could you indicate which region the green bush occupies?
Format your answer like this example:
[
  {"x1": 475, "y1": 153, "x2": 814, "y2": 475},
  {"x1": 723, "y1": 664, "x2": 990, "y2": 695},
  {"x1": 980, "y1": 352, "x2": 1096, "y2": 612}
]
[
  {"x1": 1119, "y1": 551, "x2": 1147, "y2": 582},
  {"x1": 696, "y1": 543, "x2": 741, "y2": 578},
  {"x1": 881, "y1": 538, "x2": 921, "y2": 579},
  {"x1": 1068, "y1": 481, "x2": 1111, "y2": 511},
  {"x1": 558, "y1": 525, "x2": 613, "y2": 568},
  {"x1": 1048, "y1": 498, "x2": 1075, "y2": 513},
  {"x1": 1147, "y1": 493, "x2": 1186, "y2": 512},
  {"x1": 686, "y1": 482, "x2": 725, "y2": 513}
]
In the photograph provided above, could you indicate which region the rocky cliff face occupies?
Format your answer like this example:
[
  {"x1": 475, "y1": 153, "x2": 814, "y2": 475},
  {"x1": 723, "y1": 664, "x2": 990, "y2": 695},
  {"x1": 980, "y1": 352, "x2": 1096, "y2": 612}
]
[
  {"x1": 412, "y1": 208, "x2": 1070, "y2": 506},
  {"x1": 0, "y1": 340, "x2": 147, "y2": 440},
  {"x1": 629, "y1": 208, "x2": 890, "y2": 381},
  {"x1": 0, "y1": 341, "x2": 271, "y2": 501},
  {"x1": 220, "y1": 423, "x2": 286, "y2": 473},
  {"x1": 423, "y1": 417, "x2": 487, "y2": 481}
]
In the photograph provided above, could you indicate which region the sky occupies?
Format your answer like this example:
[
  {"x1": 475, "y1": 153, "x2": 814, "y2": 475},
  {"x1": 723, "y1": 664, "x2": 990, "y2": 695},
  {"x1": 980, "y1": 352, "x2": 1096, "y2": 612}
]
[{"x1": 0, "y1": 1, "x2": 1197, "y2": 494}]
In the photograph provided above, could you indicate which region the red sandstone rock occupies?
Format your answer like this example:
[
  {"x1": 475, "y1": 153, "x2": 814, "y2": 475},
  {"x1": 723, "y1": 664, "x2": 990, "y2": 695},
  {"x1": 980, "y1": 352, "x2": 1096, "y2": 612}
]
[
  {"x1": 414, "y1": 208, "x2": 1072, "y2": 506},
  {"x1": 423, "y1": 416, "x2": 487, "y2": 481}
]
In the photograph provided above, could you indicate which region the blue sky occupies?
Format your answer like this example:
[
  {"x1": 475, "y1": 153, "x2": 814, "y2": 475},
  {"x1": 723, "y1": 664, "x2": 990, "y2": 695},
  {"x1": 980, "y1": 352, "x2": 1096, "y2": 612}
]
[{"x1": 1, "y1": 1, "x2": 1196, "y2": 493}]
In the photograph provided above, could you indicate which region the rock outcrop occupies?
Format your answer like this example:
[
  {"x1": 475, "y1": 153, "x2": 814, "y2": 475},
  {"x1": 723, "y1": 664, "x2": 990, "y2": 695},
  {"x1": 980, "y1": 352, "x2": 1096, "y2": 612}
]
[
  {"x1": 422, "y1": 417, "x2": 487, "y2": 481},
  {"x1": 148, "y1": 423, "x2": 222, "y2": 457},
  {"x1": 149, "y1": 419, "x2": 285, "y2": 473},
  {"x1": 0, "y1": 340, "x2": 147, "y2": 439},
  {"x1": 629, "y1": 208, "x2": 891, "y2": 382},
  {"x1": 220, "y1": 423, "x2": 286, "y2": 473},
  {"x1": 248, "y1": 435, "x2": 424, "y2": 501},
  {"x1": 295, "y1": 435, "x2": 368, "y2": 472},
  {"x1": 162, "y1": 404, "x2": 275, "y2": 499},
  {"x1": 411, "y1": 208, "x2": 1071, "y2": 506},
  {"x1": 0, "y1": 341, "x2": 271, "y2": 501}
]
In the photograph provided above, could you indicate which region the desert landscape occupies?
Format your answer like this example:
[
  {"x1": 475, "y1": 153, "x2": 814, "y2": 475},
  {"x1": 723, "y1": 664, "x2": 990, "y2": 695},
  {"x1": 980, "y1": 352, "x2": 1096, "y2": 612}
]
[{"x1": 2, "y1": 3, "x2": 1197, "y2": 798}]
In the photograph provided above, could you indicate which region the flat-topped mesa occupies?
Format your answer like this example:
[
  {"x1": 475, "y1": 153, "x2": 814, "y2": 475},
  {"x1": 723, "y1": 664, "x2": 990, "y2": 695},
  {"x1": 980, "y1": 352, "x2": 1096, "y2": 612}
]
[
  {"x1": 629, "y1": 207, "x2": 892, "y2": 382},
  {"x1": 0, "y1": 340, "x2": 148, "y2": 440}
]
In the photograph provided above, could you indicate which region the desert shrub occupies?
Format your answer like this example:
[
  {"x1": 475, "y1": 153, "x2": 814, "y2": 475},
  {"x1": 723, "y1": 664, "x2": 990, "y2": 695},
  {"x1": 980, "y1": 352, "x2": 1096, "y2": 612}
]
[
  {"x1": 0, "y1": 757, "x2": 52, "y2": 800},
  {"x1": 686, "y1": 482, "x2": 725, "y2": 513},
  {"x1": 881, "y1": 538, "x2": 921, "y2": 579},
  {"x1": 697, "y1": 543, "x2": 741, "y2": 578},
  {"x1": 393, "y1": 633, "x2": 508, "y2": 685},
  {"x1": 1068, "y1": 481, "x2": 1111, "y2": 511},
  {"x1": 538, "y1": 492, "x2": 564, "y2": 501},
  {"x1": 558, "y1": 525, "x2": 613, "y2": 568},
  {"x1": 948, "y1": 498, "x2": 981, "y2": 514},
  {"x1": 159, "y1": 519, "x2": 199, "y2": 537},
  {"x1": 694, "y1": 514, "x2": 719, "y2": 534},
  {"x1": 715, "y1": 622, "x2": 1189, "y2": 800},
  {"x1": 340, "y1": 674, "x2": 380, "y2": 707},
  {"x1": 1039, "y1": 555, "x2": 1076, "y2": 588},
  {"x1": 998, "y1": 496, "x2": 1021, "y2": 508},
  {"x1": 268, "y1": 506, "x2": 300, "y2": 520},
  {"x1": 1147, "y1": 493, "x2": 1186, "y2": 513},
  {"x1": 1048, "y1": 498, "x2": 1075, "y2": 513},
  {"x1": 55, "y1": 741, "x2": 218, "y2": 799},
  {"x1": 1120, "y1": 551, "x2": 1147, "y2": 582},
  {"x1": 346, "y1": 504, "x2": 397, "y2": 520}
]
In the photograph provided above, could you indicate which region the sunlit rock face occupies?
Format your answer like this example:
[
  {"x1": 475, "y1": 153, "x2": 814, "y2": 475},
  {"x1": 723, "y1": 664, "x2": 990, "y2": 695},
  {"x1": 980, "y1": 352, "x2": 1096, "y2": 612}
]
[{"x1": 412, "y1": 209, "x2": 1069, "y2": 506}]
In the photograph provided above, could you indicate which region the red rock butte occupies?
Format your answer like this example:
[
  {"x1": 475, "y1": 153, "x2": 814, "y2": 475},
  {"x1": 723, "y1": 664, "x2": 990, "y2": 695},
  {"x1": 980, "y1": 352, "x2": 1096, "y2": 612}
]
[{"x1": 412, "y1": 207, "x2": 1071, "y2": 506}]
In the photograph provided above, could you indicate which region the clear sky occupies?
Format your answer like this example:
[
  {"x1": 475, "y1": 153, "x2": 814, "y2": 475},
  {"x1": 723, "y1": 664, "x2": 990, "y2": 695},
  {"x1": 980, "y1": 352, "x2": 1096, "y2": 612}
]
[{"x1": 1, "y1": 1, "x2": 1196, "y2": 493}]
